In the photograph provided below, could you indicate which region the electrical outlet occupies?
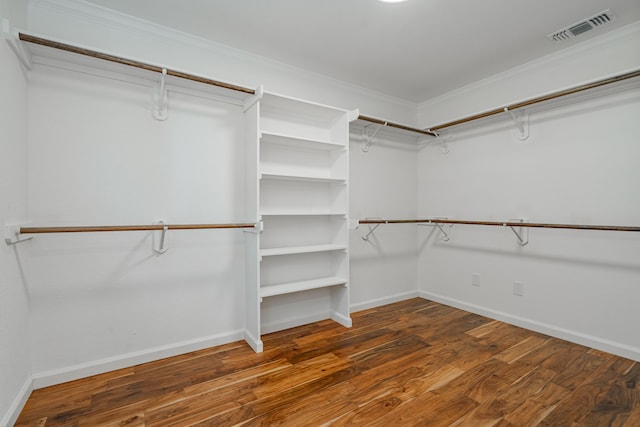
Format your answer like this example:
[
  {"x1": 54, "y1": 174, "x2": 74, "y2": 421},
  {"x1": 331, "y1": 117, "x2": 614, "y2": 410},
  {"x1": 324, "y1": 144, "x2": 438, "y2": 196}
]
[
  {"x1": 513, "y1": 281, "x2": 524, "y2": 296},
  {"x1": 472, "y1": 274, "x2": 481, "y2": 287}
]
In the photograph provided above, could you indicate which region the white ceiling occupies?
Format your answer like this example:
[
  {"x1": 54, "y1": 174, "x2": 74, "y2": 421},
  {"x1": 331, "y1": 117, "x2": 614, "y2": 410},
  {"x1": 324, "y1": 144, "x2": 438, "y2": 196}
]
[{"x1": 82, "y1": 0, "x2": 640, "y2": 102}]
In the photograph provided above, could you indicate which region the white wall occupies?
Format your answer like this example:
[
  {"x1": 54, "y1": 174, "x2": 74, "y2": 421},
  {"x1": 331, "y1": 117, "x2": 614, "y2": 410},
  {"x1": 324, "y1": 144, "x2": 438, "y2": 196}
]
[
  {"x1": 417, "y1": 23, "x2": 640, "y2": 360},
  {"x1": 0, "y1": 1, "x2": 31, "y2": 425},
  {"x1": 349, "y1": 127, "x2": 420, "y2": 311},
  {"x1": 24, "y1": 62, "x2": 249, "y2": 385}
]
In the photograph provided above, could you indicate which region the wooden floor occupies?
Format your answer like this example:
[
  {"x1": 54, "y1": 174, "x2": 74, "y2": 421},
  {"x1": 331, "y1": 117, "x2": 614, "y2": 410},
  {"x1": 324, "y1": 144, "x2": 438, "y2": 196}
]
[{"x1": 16, "y1": 298, "x2": 640, "y2": 426}]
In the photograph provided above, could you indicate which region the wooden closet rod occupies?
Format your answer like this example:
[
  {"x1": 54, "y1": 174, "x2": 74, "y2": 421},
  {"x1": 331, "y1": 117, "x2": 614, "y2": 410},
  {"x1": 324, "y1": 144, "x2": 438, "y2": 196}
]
[
  {"x1": 18, "y1": 33, "x2": 256, "y2": 95},
  {"x1": 358, "y1": 115, "x2": 438, "y2": 137},
  {"x1": 20, "y1": 223, "x2": 256, "y2": 234},
  {"x1": 428, "y1": 69, "x2": 640, "y2": 132},
  {"x1": 358, "y1": 219, "x2": 640, "y2": 233}
]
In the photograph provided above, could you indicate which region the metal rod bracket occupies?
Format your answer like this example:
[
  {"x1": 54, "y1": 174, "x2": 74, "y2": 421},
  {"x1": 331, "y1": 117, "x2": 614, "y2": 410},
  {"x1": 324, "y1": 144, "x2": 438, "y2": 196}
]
[
  {"x1": 435, "y1": 132, "x2": 453, "y2": 154},
  {"x1": 361, "y1": 218, "x2": 385, "y2": 241},
  {"x1": 362, "y1": 223, "x2": 382, "y2": 241},
  {"x1": 153, "y1": 221, "x2": 169, "y2": 254},
  {"x1": 504, "y1": 107, "x2": 529, "y2": 140},
  {"x1": 417, "y1": 218, "x2": 451, "y2": 241},
  {"x1": 435, "y1": 223, "x2": 451, "y2": 241},
  {"x1": 243, "y1": 221, "x2": 263, "y2": 234},
  {"x1": 4, "y1": 225, "x2": 33, "y2": 246},
  {"x1": 362, "y1": 122, "x2": 386, "y2": 152},
  {"x1": 505, "y1": 219, "x2": 529, "y2": 246},
  {"x1": 153, "y1": 68, "x2": 168, "y2": 121}
]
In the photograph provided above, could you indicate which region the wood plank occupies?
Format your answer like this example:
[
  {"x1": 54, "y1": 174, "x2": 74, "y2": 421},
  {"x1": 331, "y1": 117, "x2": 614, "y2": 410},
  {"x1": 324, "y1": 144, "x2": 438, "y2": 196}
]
[
  {"x1": 502, "y1": 382, "x2": 570, "y2": 427},
  {"x1": 494, "y1": 335, "x2": 549, "y2": 364},
  {"x1": 579, "y1": 362, "x2": 640, "y2": 426},
  {"x1": 539, "y1": 357, "x2": 635, "y2": 425},
  {"x1": 457, "y1": 366, "x2": 559, "y2": 426}
]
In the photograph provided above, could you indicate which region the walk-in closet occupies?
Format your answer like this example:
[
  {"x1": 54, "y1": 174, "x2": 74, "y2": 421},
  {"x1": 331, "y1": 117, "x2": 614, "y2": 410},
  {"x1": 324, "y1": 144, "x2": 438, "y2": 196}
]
[{"x1": 2, "y1": 0, "x2": 639, "y2": 425}]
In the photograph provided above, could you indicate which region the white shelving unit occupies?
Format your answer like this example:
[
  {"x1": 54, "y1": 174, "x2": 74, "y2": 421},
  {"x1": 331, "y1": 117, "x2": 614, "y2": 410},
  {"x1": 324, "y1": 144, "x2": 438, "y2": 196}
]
[{"x1": 244, "y1": 91, "x2": 355, "y2": 352}]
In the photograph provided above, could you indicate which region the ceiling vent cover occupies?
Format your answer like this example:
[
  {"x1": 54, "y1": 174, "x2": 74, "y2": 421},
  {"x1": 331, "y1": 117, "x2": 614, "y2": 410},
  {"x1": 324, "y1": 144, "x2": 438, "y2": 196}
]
[{"x1": 547, "y1": 9, "x2": 616, "y2": 43}]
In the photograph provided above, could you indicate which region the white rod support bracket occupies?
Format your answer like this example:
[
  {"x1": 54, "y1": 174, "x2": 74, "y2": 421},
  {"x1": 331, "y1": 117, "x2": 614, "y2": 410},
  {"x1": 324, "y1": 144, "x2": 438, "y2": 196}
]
[
  {"x1": 362, "y1": 223, "x2": 382, "y2": 241},
  {"x1": 435, "y1": 223, "x2": 451, "y2": 241},
  {"x1": 153, "y1": 221, "x2": 169, "y2": 255},
  {"x1": 505, "y1": 219, "x2": 529, "y2": 246},
  {"x1": 242, "y1": 84, "x2": 263, "y2": 112},
  {"x1": 436, "y1": 132, "x2": 453, "y2": 154},
  {"x1": 417, "y1": 218, "x2": 451, "y2": 242},
  {"x1": 361, "y1": 218, "x2": 385, "y2": 241},
  {"x1": 3, "y1": 20, "x2": 32, "y2": 71},
  {"x1": 243, "y1": 221, "x2": 263, "y2": 234},
  {"x1": 153, "y1": 68, "x2": 168, "y2": 121},
  {"x1": 4, "y1": 225, "x2": 32, "y2": 246},
  {"x1": 417, "y1": 128, "x2": 437, "y2": 146},
  {"x1": 362, "y1": 122, "x2": 386, "y2": 152},
  {"x1": 504, "y1": 107, "x2": 529, "y2": 140}
]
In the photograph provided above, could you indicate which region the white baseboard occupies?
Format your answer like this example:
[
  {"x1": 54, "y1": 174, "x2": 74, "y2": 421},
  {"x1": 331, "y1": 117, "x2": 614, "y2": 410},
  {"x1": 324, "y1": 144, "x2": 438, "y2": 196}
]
[
  {"x1": 32, "y1": 330, "x2": 245, "y2": 389},
  {"x1": 244, "y1": 329, "x2": 263, "y2": 353},
  {"x1": 419, "y1": 290, "x2": 640, "y2": 362},
  {"x1": 331, "y1": 311, "x2": 353, "y2": 328},
  {"x1": 1, "y1": 375, "x2": 33, "y2": 427},
  {"x1": 261, "y1": 312, "x2": 331, "y2": 335},
  {"x1": 350, "y1": 290, "x2": 420, "y2": 313}
]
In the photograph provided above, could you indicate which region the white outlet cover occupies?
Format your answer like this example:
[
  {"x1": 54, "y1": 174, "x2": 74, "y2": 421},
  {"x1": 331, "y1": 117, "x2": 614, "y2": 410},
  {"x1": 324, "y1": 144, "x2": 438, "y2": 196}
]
[
  {"x1": 513, "y1": 281, "x2": 524, "y2": 296},
  {"x1": 472, "y1": 274, "x2": 481, "y2": 287}
]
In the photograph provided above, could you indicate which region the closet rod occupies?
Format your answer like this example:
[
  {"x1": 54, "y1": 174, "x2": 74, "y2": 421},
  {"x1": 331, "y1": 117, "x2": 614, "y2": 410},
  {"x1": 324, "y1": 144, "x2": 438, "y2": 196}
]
[
  {"x1": 428, "y1": 68, "x2": 640, "y2": 132},
  {"x1": 358, "y1": 219, "x2": 640, "y2": 233},
  {"x1": 358, "y1": 115, "x2": 437, "y2": 137},
  {"x1": 20, "y1": 223, "x2": 256, "y2": 234},
  {"x1": 18, "y1": 33, "x2": 256, "y2": 95}
]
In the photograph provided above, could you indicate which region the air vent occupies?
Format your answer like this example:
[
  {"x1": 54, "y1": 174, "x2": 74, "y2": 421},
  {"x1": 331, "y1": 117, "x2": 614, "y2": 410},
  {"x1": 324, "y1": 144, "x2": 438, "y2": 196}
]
[{"x1": 547, "y1": 9, "x2": 616, "y2": 43}]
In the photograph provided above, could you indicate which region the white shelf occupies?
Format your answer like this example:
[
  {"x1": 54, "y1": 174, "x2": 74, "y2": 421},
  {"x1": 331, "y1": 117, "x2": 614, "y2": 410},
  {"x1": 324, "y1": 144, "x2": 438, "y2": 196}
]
[
  {"x1": 260, "y1": 172, "x2": 346, "y2": 183},
  {"x1": 260, "y1": 276, "x2": 348, "y2": 298},
  {"x1": 261, "y1": 92, "x2": 348, "y2": 122},
  {"x1": 260, "y1": 244, "x2": 347, "y2": 257},
  {"x1": 260, "y1": 211, "x2": 347, "y2": 217},
  {"x1": 260, "y1": 131, "x2": 345, "y2": 151}
]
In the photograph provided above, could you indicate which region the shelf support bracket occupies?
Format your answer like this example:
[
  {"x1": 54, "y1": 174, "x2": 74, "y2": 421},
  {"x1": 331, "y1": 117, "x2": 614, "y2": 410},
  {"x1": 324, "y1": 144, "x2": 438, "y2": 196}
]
[
  {"x1": 504, "y1": 107, "x2": 529, "y2": 140},
  {"x1": 3, "y1": 20, "x2": 32, "y2": 71},
  {"x1": 153, "y1": 68, "x2": 168, "y2": 121},
  {"x1": 505, "y1": 219, "x2": 529, "y2": 246},
  {"x1": 4, "y1": 225, "x2": 32, "y2": 246},
  {"x1": 153, "y1": 221, "x2": 169, "y2": 255}
]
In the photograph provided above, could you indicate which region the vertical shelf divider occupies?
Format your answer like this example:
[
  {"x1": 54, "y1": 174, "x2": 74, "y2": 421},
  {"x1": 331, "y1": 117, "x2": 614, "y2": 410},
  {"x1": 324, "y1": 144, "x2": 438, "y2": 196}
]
[{"x1": 243, "y1": 96, "x2": 262, "y2": 353}]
